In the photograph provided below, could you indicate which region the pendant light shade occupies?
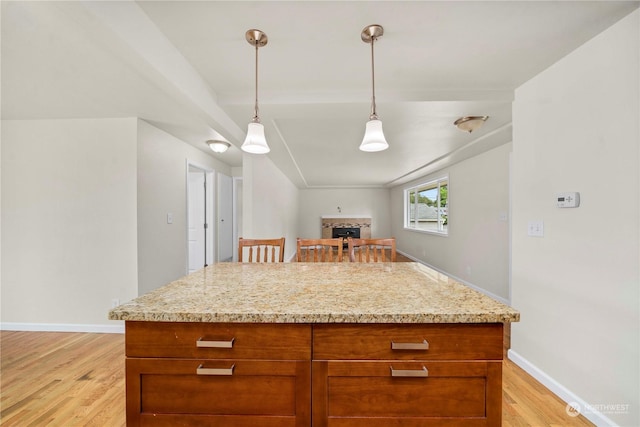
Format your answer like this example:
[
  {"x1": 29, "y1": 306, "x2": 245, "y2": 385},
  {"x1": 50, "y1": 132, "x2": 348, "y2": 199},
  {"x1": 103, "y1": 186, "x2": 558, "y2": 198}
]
[
  {"x1": 241, "y1": 29, "x2": 270, "y2": 154},
  {"x1": 360, "y1": 119, "x2": 388, "y2": 152},
  {"x1": 360, "y1": 24, "x2": 388, "y2": 152},
  {"x1": 242, "y1": 122, "x2": 270, "y2": 154}
]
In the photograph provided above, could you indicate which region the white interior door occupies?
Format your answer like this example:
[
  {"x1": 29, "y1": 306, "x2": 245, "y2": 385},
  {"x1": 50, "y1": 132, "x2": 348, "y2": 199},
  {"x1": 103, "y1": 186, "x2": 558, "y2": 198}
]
[
  {"x1": 188, "y1": 170, "x2": 206, "y2": 273},
  {"x1": 218, "y1": 173, "x2": 233, "y2": 262},
  {"x1": 232, "y1": 177, "x2": 243, "y2": 262}
]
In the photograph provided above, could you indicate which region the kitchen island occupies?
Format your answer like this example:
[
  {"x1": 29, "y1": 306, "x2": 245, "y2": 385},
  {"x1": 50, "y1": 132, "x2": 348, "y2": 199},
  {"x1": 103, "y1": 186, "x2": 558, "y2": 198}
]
[{"x1": 110, "y1": 262, "x2": 519, "y2": 426}]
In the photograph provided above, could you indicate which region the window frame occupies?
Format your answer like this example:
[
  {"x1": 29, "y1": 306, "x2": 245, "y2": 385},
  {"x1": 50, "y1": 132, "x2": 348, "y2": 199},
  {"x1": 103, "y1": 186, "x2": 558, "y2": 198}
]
[{"x1": 404, "y1": 175, "x2": 449, "y2": 236}]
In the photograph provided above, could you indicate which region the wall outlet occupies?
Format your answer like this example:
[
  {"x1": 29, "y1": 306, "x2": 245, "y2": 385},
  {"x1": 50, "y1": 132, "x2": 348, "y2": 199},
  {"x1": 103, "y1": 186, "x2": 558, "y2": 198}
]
[
  {"x1": 167, "y1": 213, "x2": 173, "y2": 224},
  {"x1": 111, "y1": 298, "x2": 120, "y2": 308},
  {"x1": 527, "y1": 220, "x2": 544, "y2": 237}
]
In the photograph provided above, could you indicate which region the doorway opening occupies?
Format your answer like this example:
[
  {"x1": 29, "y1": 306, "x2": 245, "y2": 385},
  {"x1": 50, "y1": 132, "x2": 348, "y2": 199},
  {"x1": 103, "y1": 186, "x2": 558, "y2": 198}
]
[
  {"x1": 217, "y1": 173, "x2": 234, "y2": 262},
  {"x1": 187, "y1": 163, "x2": 214, "y2": 273}
]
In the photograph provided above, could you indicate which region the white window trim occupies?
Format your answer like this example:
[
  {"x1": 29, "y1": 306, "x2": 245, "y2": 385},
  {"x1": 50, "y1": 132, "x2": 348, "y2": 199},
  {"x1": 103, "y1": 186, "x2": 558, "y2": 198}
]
[{"x1": 404, "y1": 175, "x2": 449, "y2": 236}]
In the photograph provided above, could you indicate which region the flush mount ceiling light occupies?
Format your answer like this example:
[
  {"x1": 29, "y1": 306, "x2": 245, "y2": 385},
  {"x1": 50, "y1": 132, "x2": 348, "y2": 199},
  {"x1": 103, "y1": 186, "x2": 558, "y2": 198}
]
[
  {"x1": 359, "y1": 24, "x2": 388, "y2": 152},
  {"x1": 454, "y1": 116, "x2": 489, "y2": 133},
  {"x1": 207, "y1": 139, "x2": 231, "y2": 153},
  {"x1": 241, "y1": 29, "x2": 270, "y2": 154}
]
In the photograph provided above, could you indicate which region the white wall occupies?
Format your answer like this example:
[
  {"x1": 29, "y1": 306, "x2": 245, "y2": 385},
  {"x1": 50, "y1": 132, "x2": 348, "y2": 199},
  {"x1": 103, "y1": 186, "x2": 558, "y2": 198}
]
[
  {"x1": 137, "y1": 119, "x2": 231, "y2": 295},
  {"x1": 390, "y1": 143, "x2": 512, "y2": 302},
  {"x1": 511, "y1": 10, "x2": 639, "y2": 427},
  {"x1": 298, "y1": 188, "x2": 392, "y2": 239},
  {"x1": 1, "y1": 118, "x2": 138, "y2": 330},
  {"x1": 242, "y1": 154, "x2": 299, "y2": 261}
]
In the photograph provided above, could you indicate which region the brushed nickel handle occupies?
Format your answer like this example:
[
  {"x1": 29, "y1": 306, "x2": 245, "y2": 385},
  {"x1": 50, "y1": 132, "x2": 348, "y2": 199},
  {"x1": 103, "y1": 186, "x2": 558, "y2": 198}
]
[
  {"x1": 391, "y1": 339, "x2": 429, "y2": 351},
  {"x1": 196, "y1": 337, "x2": 235, "y2": 348},
  {"x1": 196, "y1": 364, "x2": 235, "y2": 376},
  {"x1": 390, "y1": 366, "x2": 428, "y2": 378}
]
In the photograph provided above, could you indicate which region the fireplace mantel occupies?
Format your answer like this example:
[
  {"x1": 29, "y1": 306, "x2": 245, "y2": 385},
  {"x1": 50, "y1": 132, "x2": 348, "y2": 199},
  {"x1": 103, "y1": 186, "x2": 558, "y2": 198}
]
[{"x1": 321, "y1": 215, "x2": 371, "y2": 219}]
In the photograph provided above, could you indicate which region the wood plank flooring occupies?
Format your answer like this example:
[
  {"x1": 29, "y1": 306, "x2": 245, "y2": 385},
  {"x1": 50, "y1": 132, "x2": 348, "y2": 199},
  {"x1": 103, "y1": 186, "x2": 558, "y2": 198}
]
[
  {"x1": 0, "y1": 331, "x2": 594, "y2": 426},
  {"x1": 1, "y1": 331, "x2": 125, "y2": 426}
]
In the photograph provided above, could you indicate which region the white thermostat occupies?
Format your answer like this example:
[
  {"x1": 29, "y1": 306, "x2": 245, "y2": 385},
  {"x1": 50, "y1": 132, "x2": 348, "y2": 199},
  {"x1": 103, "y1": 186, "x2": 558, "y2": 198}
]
[{"x1": 557, "y1": 192, "x2": 580, "y2": 208}]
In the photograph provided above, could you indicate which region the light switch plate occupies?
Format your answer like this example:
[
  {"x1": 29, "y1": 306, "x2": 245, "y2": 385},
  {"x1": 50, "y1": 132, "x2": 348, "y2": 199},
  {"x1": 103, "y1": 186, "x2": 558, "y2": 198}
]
[{"x1": 527, "y1": 220, "x2": 544, "y2": 237}]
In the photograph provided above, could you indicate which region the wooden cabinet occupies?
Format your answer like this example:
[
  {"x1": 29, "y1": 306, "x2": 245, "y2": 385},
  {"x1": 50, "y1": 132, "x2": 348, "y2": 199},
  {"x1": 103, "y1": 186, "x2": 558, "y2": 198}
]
[
  {"x1": 125, "y1": 322, "x2": 312, "y2": 426},
  {"x1": 125, "y1": 322, "x2": 504, "y2": 426},
  {"x1": 312, "y1": 323, "x2": 504, "y2": 427}
]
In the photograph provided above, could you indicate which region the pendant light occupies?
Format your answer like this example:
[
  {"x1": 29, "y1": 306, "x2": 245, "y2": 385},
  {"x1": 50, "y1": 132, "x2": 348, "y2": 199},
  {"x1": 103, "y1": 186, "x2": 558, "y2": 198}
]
[
  {"x1": 241, "y1": 29, "x2": 270, "y2": 154},
  {"x1": 359, "y1": 24, "x2": 388, "y2": 152}
]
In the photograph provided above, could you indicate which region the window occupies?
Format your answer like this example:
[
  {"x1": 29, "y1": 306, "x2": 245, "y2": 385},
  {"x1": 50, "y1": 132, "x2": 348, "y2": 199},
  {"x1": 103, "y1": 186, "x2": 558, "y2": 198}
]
[{"x1": 405, "y1": 176, "x2": 448, "y2": 234}]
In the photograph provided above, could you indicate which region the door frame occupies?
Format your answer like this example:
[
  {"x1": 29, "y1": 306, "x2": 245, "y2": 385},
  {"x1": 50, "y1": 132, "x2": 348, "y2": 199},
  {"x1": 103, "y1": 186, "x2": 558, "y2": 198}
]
[{"x1": 185, "y1": 160, "x2": 215, "y2": 274}]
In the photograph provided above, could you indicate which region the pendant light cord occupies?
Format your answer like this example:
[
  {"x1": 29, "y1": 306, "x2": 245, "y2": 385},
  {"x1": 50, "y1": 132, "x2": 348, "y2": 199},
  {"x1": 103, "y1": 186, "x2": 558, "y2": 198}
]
[
  {"x1": 370, "y1": 36, "x2": 378, "y2": 120},
  {"x1": 253, "y1": 43, "x2": 260, "y2": 122}
]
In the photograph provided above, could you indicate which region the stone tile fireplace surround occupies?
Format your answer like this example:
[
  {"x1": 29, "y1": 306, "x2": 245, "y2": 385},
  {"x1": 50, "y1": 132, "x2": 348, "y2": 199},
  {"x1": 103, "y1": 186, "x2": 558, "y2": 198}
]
[{"x1": 321, "y1": 216, "x2": 371, "y2": 239}]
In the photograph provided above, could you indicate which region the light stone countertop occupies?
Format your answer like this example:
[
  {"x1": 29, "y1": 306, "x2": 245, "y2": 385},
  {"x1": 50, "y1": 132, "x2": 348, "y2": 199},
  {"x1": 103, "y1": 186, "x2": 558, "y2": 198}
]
[{"x1": 109, "y1": 262, "x2": 520, "y2": 324}]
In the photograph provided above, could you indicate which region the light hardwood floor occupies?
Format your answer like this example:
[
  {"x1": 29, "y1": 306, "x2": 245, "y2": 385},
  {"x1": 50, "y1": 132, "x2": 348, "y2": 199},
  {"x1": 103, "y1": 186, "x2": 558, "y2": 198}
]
[{"x1": 0, "y1": 331, "x2": 594, "y2": 427}]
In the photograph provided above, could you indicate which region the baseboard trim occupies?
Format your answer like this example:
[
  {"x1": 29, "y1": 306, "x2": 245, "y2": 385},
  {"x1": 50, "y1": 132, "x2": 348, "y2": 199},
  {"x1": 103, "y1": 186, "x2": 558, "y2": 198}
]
[
  {"x1": 286, "y1": 252, "x2": 297, "y2": 262},
  {"x1": 0, "y1": 322, "x2": 125, "y2": 334},
  {"x1": 508, "y1": 349, "x2": 619, "y2": 427},
  {"x1": 396, "y1": 250, "x2": 510, "y2": 305}
]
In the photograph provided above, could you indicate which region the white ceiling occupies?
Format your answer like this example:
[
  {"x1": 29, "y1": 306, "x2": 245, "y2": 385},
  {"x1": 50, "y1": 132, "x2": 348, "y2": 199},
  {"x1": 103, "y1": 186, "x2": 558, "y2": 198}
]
[{"x1": 3, "y1": 1, "x2": 638, "y2": 188}]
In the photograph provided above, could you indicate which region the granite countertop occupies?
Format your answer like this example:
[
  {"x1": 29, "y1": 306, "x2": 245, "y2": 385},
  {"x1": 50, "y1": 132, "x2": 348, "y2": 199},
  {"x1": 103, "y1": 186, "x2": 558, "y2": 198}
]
[{"x1": 109, "y1": 262, "x2": 520, "y2": 324}]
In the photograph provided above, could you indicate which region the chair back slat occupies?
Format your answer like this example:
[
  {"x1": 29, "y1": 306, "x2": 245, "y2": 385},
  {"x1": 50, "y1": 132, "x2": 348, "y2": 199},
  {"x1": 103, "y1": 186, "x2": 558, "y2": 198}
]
[
  {"x1": 296, "y1": 238, "x2": 343, "y2": 262},
  {"x1": 238, "y1": 237, "x2": 285, "y2": 263},
  {"x1": 347, "y1": 238, "x2": 396, "y2": 263}
]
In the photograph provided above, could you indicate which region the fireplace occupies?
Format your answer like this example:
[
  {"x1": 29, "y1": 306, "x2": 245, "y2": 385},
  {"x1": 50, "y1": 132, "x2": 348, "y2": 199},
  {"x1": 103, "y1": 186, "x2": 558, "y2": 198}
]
[
  {"x1": 321, "y1": 216, "x2": 371, "y2": 240},
  {"x1": 332, "y1": 227, "x2": 361, "y2": 248}
]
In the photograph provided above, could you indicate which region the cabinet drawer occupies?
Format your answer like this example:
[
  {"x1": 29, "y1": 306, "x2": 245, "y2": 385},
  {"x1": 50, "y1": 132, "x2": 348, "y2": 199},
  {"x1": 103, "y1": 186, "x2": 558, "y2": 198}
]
[
  {"x1": 312, "y1": 360, "x2": 502, "y2": 427},
  {"x1": 126, "y1": 322, "x2": 311, "y2": 359},
  {"x1": 126, "y1": 358, "x2": 311, "y2": 426},
  {"x1": 313, "y1": 323, "x2": 503, "y2": 360}
]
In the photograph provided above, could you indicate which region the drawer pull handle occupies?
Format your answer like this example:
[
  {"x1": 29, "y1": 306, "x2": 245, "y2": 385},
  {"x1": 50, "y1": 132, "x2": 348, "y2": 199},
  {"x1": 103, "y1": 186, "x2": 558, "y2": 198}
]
[
  {"x1": 196, "y1": 364, "x2": 235, "y2": 376},
  {"x1": 390, "y1": 366, "x2": 429, "y2": 378},
  {"x1": 196, "y1": 337, "x2": 235, "y2": 348},
  {"x1": 391, "y1": 340, "x2": 429, "y2": 351}
]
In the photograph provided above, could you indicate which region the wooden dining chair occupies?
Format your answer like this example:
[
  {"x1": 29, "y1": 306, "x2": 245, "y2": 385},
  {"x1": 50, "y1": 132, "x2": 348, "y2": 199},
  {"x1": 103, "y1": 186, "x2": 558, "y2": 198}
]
[
  {"x1": 238, "y1": 237, "x2": 285, "y2": 263},
  {"x1": 347, "y1": 237, "x2": 396, "y2": 262},
  {"x1": 296, "y1": 238, "x2": 343, "y2": 262}
]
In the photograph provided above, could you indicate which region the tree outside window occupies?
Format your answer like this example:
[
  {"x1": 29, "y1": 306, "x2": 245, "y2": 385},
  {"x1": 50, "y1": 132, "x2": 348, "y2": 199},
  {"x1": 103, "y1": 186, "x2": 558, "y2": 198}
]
[{"x1": 406, "y1": 177, "x2": 448, "y2": 234}]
